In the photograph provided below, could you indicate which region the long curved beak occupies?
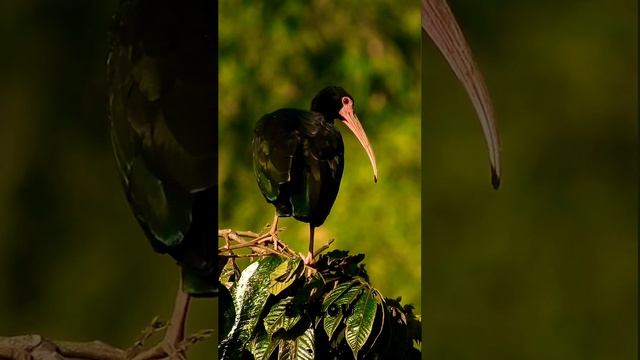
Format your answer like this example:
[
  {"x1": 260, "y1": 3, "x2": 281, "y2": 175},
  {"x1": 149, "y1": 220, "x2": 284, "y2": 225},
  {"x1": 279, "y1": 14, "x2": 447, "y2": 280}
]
[
  {"x1": 423, "y1": 0, "x2": 501, "y2": 189},
  {"x1": 339, "y1": 107, "x2": 378, "y2": 183}
]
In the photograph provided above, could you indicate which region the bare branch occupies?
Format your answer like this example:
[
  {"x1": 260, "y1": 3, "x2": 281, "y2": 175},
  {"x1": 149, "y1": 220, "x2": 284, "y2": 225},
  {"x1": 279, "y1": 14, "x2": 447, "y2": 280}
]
[
  {"x1": 0, "y1": 335, "x2": 125, "y2": 360},
  {"x1": 218, "y1": 228, "x2": 300, "y2": 259}
]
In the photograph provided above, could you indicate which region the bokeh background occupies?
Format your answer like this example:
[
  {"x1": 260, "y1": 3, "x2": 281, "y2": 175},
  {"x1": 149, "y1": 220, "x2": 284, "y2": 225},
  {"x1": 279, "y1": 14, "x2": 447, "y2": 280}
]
[
  {"x1": 424, "y1": 0, "x2": 637, "y2": 359},
  {"x1": 0, "y1": 1, "x2": 215, "y2": 358},
  {"x1": 218, "y1": 0, "x2": 421, "y2": 322}
]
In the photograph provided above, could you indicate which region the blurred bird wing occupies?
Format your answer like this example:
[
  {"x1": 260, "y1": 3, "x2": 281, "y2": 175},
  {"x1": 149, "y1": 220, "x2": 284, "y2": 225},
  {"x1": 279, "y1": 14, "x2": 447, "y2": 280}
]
[
  {"x1": 423, "y1": 0, "x2": 501, "y2": 188},
  {"x1": 107, "y1": 1, "x2": 218, "y2": 296}
]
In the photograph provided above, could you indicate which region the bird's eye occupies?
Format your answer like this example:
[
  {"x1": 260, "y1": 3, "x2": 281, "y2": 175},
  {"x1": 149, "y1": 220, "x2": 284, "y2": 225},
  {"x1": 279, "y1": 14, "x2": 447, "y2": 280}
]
[{"x1": 341, "y1": 97, "x2": 350, "y2": 105}]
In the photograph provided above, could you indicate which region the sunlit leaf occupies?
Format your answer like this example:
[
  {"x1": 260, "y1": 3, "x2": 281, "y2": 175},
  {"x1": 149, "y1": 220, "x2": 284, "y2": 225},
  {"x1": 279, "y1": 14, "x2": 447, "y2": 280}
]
[
  {"x1": 323, "y1": 282, "x2": 364, "y2": 340},
  {"x1": 322, "y1": 280, "x2": 355, "y2": 311},
  {"x1": 264, "y1": 296, "x2": 302, "y2": 336},
  {"x1": 345, "y1": 288, "x2": 378, "y2": 358},
  {"x1": 269, "y1": 258, "x2": 303, "y2": 295},
  {"x1": 322, "y1": 309, "x2": 343, "y2": 343},
  {"x1": 249, "y1": 328, "x2": 279, "y2": 360},
  {"x1": 220, "y1": 258, "x2": 240, "y2": 287},
  {"x1": 278, "y1": 328, "x2": 315, "y2": 360},
  {"x1": 219, "y1": 256, "x2": 282, "y2": 360}
]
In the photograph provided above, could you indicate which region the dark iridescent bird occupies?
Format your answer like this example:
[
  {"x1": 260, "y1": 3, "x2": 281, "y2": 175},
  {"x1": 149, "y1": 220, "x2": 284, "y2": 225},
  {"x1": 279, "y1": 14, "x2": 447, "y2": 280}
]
[
  {"x1": 107, "y1": 0, "x2": 217, "y2": 352},
  {"x1": 252, "y1": 86, "x2": 377, "y2": 264},
  {"x1": 423, "y1": 0, "x2": 502, "y2": 188}
]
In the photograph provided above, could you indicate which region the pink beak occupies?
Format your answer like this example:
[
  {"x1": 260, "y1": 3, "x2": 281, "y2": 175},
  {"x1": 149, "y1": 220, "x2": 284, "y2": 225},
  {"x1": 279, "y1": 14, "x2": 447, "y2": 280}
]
[
  {"x1": 423, "y1": 0, "x2": 502, "y2": 189},
  {"x1": 339, "y1": 103, "x2": 378, "y2": 183}
]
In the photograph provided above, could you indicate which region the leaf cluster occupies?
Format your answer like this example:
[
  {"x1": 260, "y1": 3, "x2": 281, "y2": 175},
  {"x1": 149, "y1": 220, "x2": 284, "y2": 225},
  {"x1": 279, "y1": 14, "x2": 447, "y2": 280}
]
[{"x1": 219, "y1": 251, "x2": 420, "y2": 359}]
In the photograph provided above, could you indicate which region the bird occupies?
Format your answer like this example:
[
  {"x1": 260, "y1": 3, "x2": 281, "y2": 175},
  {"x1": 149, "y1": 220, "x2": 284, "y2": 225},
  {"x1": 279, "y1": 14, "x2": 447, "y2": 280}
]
[
  {"x1": 423, "y1": 0, "x2": 502, "y2": 188},
  {"x1": 107, "y1": 0, "x2": 217, "y2": 353},
  {"x1": 252, "y1": 86, "x2": 377, "y2": 264}
]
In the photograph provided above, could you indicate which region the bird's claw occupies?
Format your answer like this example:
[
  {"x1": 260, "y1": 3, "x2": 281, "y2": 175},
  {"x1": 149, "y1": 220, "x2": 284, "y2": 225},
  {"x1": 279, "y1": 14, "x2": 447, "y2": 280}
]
[
  {"x1": 160, "y1": 341, "x2": 186, "y2": 360},
  {"x1": 270, "y1": 231, "x2": 281, "y2": 251},
  {"x1": 127, "y1": 331, "x2": 211, "y2": 360},
  {"x1": 180, "y1": 329, "x2": 214, "y2": 349},
  {"x1": 300, "y1": 252, "x2": 318, "y2": 277},
  {"x1": 126, "y1": 320, "x2": 214, "y2": 360},
  {"x1": 300, "y1": 252, "x2": 312, "y2": 265}
]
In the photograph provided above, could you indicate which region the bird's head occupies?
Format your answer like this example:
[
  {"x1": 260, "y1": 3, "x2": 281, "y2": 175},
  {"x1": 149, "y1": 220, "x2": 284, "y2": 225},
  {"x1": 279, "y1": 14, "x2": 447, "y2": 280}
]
[{"x1": 311, "y1": 86, "x2": 378, "y2": 183}]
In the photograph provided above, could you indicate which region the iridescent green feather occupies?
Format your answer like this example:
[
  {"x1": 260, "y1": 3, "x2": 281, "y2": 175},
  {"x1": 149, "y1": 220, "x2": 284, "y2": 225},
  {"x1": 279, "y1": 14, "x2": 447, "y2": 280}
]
[
  {"x1": 107, "y1": 0, "x2": 217, "y2": 296},
  {"x1": 252, "y1": 109, "x2": 344, "y2": 227}
]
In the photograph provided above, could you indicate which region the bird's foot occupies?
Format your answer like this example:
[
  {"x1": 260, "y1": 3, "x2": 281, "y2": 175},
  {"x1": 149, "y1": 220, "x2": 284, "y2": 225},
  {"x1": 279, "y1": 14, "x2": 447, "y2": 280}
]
[
  {"x1": 256, "y1": 220, "x2": 285, "y2": 251},
  {"x1": 127, "y1": 338, "x2": 185, "y2": 360},
  {"x1": 300, "y1": 252, "x2": 318, "y2": 277},
  {"x1": 303, "y1": 252, "x2": 314, "y2": 265},
  {"x1": 270, "y1": 230, "x2": 282, "y2": 251},
  {"x1": 266, "y1": 215, "x2": 282, "y2": 251},
  {"x1": 125, "y1": 317, "x2": 167, "y2": 359}
]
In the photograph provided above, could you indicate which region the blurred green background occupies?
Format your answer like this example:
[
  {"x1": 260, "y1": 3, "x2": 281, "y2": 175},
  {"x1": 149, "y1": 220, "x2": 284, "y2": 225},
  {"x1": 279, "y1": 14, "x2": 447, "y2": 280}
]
[
  {"x1": 424, "y1": 0, "x2": 637, "y2": 359},
  {"x1": 0, "y1": 1, "x2": 215, "y2": 358},
  {"x1": 218, "y1": 0, "x2": 421, "y2": 320}
]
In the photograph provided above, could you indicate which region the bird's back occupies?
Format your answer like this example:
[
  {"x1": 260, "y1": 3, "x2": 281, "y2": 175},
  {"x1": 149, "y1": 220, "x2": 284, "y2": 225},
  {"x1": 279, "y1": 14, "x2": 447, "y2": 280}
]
[
  {"x1": 107, "y1": 0, "x2": 217, "y2": 296},
  {"x1": 252, "y1": 109, "x2": 344, "y2": 227}
]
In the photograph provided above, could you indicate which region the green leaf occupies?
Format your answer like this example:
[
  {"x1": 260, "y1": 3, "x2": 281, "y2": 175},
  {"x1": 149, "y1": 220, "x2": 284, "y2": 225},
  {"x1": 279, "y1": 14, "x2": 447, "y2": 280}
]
[
  {"x1": 277, "y1": 328, "x2": 314, "y2": 360},
  {"x1": 345, "y1": 288, "x2": 378, "y2": 359},
  {"x1": 322, "y1": 310, "x2": 343, "y2": 343},
  {"x1": 219, "y1": 258, "x2": 240, "y2": 286},
  {"x1": 323, "y1": 282, "x2": 364, "y2": 340},
  {"x1": 269, "y1": 258, "x2": 303, "y2": 296},
  {"x1": 264, "y1": 297, "x2": 302, "y2": 336},
  {"x1": 219, "y1": 256, "x2": 283, "y2": 360},
  {"x1": 322, "y1": 281, "x2": 355, "y2": 312},
  {"x1": 249, "y1": 328, "x2": 279, "y2": 360},
  {"x1": 220, "y1": 285, "x2": 235, "y2": 342}
]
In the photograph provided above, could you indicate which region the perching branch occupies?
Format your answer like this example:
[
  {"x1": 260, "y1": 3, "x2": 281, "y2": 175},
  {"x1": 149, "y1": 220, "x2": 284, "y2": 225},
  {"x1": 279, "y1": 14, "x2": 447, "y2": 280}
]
[
  {"x1": 218, "y1": 228, "x2": 298, "y2": 259},
  {"x1": 0, "y1": 319, "x2": 211, "y2": 360},
  {"x1": 218, "y1": 227, "x2": 335, "y2": 262},
  {"x1": 0, "y1": 335, "x2": 125, "y2": 360}
]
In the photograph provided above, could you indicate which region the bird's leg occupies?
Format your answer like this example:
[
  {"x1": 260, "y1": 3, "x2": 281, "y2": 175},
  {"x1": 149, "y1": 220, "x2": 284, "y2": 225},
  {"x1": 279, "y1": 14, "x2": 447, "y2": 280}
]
[
  {"x1": 269, "y1": 212, "x2": 282, "y2": 250},
  {"x1": 129, "y1": 281, "x2": 191, "y2": 360},
  {"x1": 163, "y1": 286, "x2": 191, "y2": 349},
  {"x1": 304, "y1": 226, "x2": 315, "y2": 266}
]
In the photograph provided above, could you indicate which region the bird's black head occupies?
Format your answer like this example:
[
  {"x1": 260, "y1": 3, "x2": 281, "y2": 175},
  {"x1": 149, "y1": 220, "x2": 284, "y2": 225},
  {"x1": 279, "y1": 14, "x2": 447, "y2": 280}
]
[
  {"x1": 310, "y1": 86, "x2": 353, "y2": 122},
  {"x1": 310, "y1": 86, "x2": 378, "y2": 182}
]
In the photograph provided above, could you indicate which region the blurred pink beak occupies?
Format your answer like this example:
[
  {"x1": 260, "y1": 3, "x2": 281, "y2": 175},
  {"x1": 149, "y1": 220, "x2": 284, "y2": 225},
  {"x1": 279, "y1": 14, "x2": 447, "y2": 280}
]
[{"x1": 423, "y1": 0, "x2": 502, "y2": 189}]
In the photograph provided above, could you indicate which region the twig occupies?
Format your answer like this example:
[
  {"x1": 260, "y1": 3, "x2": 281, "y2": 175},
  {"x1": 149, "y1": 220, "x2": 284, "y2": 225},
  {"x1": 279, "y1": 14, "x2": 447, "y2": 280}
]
[
  {"x1": 314, "y1": 238, "x2": 336, "y2": 258},
  {"x1": 218, "y1": 228, "x2": 299, "y2": 259}
]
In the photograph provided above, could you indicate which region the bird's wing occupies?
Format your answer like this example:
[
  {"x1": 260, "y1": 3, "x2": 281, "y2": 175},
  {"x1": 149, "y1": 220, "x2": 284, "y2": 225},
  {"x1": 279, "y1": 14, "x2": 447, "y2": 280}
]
[
  {"x1": 109, "y1": 0, "x2": 216, "y2": 194},
  {"x1": 108, "y1": 21, "x2": 194, "y2": 249},
  {"x1": 252, "y1": 110, "x2": 304, "y2": 203},
  {"x1": 108, "y1": 0, "x2": 217, "y2": 296},
  {"x1": 252, "y1": 110, "x2": 344, "y2": 226},
  {"x1": 298, "y1": 116, "x2": 344, "y2": 227}
]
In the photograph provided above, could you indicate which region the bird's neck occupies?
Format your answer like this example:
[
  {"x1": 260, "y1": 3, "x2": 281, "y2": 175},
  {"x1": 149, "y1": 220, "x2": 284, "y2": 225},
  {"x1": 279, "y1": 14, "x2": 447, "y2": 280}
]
[{"x1": 312, "y1": 110, "x2": 336, "y2": 124}]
